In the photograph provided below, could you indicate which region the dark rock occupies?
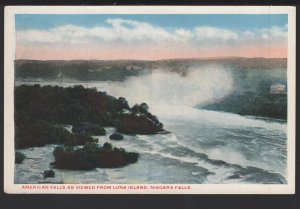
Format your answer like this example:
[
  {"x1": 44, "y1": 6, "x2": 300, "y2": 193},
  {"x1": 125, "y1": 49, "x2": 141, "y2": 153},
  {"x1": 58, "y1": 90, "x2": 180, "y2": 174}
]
[
  {"x1": 109, "y1": 133, "x2": 124, "y2": 140},
  {"x1": 117, "y1": 114, "x2": 163, "y2": 134},
  {"x1": 53, "y1": 143, "x2": 139, "y2": 170},
  {"x1": 15, "y1": 151, "x2": 25, "y2": 164},
  {"x1": 43, "y1": 169, "x2": 55, "y2": 178},
  {"x1": 123, "y1": 152, "x2": 139, "y2": 164}
]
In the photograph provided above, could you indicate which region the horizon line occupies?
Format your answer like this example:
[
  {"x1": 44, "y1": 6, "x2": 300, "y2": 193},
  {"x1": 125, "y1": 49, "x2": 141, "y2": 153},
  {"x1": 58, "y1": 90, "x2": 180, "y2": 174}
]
[{"x1": 15, "y1": 56, "x2": 288, "y2": 62}]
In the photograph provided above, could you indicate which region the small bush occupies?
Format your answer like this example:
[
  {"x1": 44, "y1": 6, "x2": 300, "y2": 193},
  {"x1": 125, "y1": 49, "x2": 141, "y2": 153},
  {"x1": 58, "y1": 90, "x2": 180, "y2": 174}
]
[{"x1": 43, "y1": 169, "x2": 55, "y2": 178}]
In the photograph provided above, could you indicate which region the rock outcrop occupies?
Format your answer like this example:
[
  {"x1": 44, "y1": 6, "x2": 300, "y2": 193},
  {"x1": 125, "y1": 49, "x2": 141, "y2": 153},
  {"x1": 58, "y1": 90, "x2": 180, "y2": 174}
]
[
  {"x1": 53, "y1": 142, "x2": 139, "y2": 170},
  {"x1": 117, "y1": 114, "x2": 163, "y2": 134},
  {"x1": 109, "y1": 133, "x2": 124, "y2": 140}
]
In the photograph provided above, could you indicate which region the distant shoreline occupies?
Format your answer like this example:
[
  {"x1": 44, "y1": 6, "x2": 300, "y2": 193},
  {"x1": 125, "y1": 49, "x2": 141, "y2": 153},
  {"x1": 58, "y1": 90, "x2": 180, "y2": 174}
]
[{"x1": 15, "y1": 56, "x2": 287, "y2": 62}]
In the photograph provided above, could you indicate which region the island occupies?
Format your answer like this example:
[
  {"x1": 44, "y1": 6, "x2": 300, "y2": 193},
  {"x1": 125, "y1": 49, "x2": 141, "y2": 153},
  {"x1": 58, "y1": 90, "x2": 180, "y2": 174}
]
[{"x1": 15, "y1": 84, "x2": 165, "y2": 169}]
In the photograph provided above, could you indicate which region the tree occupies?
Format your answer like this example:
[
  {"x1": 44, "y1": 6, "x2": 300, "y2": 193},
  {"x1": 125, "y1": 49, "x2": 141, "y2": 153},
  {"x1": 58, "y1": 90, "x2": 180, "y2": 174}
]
[
  {"x1": 118, "y1": 97, "x2": 130, "y2": 110},
  {"x1": 131, "y1": 103, "x2": 149, "y2": 114},
  {"x1": 103, "y1": 142, "x2": 113, "y2": 151},
  {"x1": 132, "y1": 104, "x2": 140, "y2": 113},
  {"x1": 139, "y1": 103, "x2": 149, "y2": 113}
]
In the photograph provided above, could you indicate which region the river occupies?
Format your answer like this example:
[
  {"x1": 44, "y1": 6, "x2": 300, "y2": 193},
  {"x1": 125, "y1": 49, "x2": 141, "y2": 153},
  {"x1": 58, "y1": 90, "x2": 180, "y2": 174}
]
[{"x1": 14, "y1": 76, "x2": 287, "y2": 184}]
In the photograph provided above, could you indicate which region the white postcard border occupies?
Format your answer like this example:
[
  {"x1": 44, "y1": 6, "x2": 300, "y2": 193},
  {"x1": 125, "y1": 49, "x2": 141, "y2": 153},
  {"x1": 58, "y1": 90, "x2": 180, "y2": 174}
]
[{"x1": 4, "y1": 6, "x2": 296, "y2": 194}]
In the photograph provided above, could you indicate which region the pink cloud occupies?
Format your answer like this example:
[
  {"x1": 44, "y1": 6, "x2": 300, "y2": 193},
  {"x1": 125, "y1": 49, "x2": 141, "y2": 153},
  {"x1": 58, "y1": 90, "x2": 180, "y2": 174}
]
[{"x1": 16, "y1": 42, "x2": 287, "y2": 60}]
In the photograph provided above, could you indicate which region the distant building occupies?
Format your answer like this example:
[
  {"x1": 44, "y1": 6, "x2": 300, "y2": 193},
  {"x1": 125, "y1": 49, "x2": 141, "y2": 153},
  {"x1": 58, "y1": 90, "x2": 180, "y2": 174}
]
[{"x1": 270, "y1": 83, "x2": 286, "y2": 94}]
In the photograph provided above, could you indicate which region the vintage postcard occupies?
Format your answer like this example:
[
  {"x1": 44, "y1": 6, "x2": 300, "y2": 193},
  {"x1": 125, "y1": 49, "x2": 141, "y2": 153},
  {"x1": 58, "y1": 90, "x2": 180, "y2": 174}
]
[{"x1": 4, "y1": 6, "x2": 295, "y2": 194}]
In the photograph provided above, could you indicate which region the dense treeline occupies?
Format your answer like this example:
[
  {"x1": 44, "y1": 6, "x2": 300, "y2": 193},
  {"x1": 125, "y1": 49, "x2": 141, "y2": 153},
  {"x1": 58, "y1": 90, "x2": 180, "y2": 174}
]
[
  {"x1": 15, "y1": 58, "x2": 287, "y2": 81},
  {"x1": 15, "y1": 85, "x2": 164, "y2": 148},
  {"x1": 15, "y1": 120, "x2": 97, "y2": 148},
  {"x1": 15, "y1": 60, "x2": 141, "y2": 81},
  {"x1": 202, "y1": 92, "x2": 287, "y2": 120}
]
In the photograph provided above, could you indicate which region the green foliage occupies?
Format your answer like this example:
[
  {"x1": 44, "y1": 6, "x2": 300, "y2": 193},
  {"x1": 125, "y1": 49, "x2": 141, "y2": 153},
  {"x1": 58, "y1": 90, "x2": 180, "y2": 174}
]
[
  {"x1": 14, "y1": 85, "x2": 163, "y2": 148},
  {"x1": 118, "y1": 102, "x2": 163, "y2": 134},
  {"x1": 43, "y1": 170, "x2": 55, "y2": 178},
  {"x1": 15, "y1": 120, "x2": 96, "y2": 148},
  {"x1": 53, "y1": 143, "x2": 139, "y2": 170},
  {"x1": 63, "y1": 133, "x2": 97, "y2": 146},
  {"x1": 140, "y1": 103, "x2": 149, "y2": 113},
  {"x1": 15, "y1": 151, "x2": 25, "y2": 164},
  {"x1": 132, "y1": 104, "x2": 141, "y2": 113},
  {"x1": 202, "y1": 92, "x2": 287, "y2": 120},
  {"x1": 15, "y1": 61, "x2": 61, "y2": 80},
  {"x1": 82, "y1": 142, "x2": 101, "y2": 153},
  {"x1": 72, "y1": 122, "x2": 106, "y2": 136},
  {"x1": 15, "y1": 60, "x2": 141, "y2": 81},
  {"x1": 117, "y1": 97, "x2": 130, "y2": 110},
  {"x1": 132, "y1": 102, "x2": 150, "y2": 114},
  {"x1": 103, "y1": 142, "x2": 113, "y2": 151},
  {"x1": 14, "y1": 85, "x2": 131, "y2": 148},
  {"x1": 116, "y1": 113, "x2": 163, "y2": 135},
  {"x1": 15, "y1": 85, "x2": 126, "y2": 126}
]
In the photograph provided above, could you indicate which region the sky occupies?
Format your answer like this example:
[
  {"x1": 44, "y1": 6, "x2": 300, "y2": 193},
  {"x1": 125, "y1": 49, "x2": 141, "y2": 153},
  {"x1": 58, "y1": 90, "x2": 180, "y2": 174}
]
[{"x1": 15, "y1": 14, "x2": 288, "y2": 60}]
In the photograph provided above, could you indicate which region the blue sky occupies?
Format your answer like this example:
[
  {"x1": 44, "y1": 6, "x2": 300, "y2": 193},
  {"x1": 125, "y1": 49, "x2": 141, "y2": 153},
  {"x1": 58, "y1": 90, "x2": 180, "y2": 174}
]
[
  {"x1": 15, "y1": 14, "x2": 288, "y2": 60},
  {"x1": 16, "y1": 14, "x2": 287, "y2": 31}
]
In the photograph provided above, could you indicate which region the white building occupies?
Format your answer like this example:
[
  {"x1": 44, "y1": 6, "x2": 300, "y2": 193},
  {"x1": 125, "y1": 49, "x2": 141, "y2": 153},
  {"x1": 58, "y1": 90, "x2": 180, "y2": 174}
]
[{"x1": 270, "y1": 83, "x2": 286, "y2": 94}]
